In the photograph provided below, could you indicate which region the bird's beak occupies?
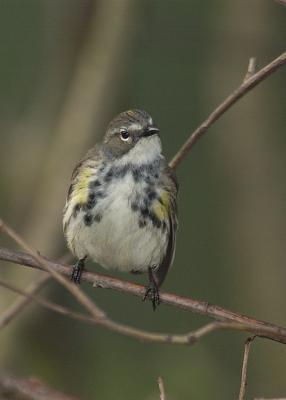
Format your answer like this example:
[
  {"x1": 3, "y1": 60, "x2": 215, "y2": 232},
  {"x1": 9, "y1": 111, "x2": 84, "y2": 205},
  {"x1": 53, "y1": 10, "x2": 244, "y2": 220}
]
[{"x1": 142, "y1": 126, "x2": 160, "y2": 137}]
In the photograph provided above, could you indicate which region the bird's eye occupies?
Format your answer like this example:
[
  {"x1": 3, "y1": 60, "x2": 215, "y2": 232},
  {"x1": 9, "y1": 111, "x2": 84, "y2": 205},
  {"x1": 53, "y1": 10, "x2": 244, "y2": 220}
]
[{"x1": 120, "y1": 129, "x2": 130, "y2": 141}]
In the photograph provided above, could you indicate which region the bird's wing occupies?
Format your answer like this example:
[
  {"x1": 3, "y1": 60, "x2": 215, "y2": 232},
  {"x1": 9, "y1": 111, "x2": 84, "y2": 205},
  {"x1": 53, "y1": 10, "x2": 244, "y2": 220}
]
[
  {"x1": 63, "y1": 145, "x2": 102, "y2": 232},
  {"x1": 154, "y1": 165, "x2": 178, "y2": 287}
]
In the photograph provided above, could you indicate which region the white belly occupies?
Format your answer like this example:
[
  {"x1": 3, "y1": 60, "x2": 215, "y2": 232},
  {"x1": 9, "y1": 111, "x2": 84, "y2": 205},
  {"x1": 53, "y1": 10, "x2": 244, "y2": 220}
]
[{"x1": 70, "y1": 174, "x2": 167, "y2": 273}]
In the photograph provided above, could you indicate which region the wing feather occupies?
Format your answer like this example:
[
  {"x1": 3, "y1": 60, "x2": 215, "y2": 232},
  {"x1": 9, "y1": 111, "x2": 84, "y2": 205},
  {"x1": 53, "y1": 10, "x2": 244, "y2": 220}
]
[
  {"x1": 154, "y1": 165, "x2": 178, "y2": 287},
  {"x1": 63, "y1": 145, "x2": 101, "y2": 232}
]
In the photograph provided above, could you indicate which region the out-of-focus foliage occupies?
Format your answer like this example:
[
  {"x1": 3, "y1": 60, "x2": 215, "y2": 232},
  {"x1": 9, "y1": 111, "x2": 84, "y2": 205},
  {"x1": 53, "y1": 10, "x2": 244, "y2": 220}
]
[{"x1": 0, "y1": 1, "x2": 285, "y2": 399}]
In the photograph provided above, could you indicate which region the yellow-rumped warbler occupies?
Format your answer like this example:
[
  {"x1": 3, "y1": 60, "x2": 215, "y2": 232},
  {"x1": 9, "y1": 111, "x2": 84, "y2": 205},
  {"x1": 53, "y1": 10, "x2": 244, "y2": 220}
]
[{"x1": 63, "y1": 109, "x2": 178, "y2": 309}]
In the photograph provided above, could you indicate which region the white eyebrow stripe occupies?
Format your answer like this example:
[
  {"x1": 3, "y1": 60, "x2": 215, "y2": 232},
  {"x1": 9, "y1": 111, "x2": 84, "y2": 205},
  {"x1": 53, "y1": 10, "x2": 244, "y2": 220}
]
[
  {"x1": 129, "y1": 123, "x2": 142, "y2": 131},
  {"x1": 129, "y1": 118, "x2": 153, "y2": 132}
]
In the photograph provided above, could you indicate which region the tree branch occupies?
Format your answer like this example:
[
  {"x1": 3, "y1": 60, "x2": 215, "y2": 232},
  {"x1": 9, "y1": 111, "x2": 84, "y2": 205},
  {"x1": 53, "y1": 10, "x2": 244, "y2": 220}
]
[
  {"x1": 0, "y1": 253, "x2": 70, "y2": 330},
  {"x1": 239, "y1": 336, "x2": 256, "y2": 400},
  {"x1": 0, "y1": 276, "x2": 241, "y2": 345},
  {"x1": 0, "y1": 280, "x2": 247, "y2": 345},
  {"x1": 243, "y1": 57, "x2": 257, "y2": 82},
  {"x1": 0, "y1": 273, "x2": 49, "y2": 329},
  {"x1": 0, "y1": 374, "x2": 79, "y2": 400},
  {"x1": 1, "y1": 246, "x2": 286, "y2": 344},
  {"x1": 158, "y1": 377, "x2": 166, "y2": 400},
  {"x1": 169, "y1": 51, "x2": 286, "y2": 169},
  {"x1": 0, "y1": 219, "x2": 105, "y2": 321}
]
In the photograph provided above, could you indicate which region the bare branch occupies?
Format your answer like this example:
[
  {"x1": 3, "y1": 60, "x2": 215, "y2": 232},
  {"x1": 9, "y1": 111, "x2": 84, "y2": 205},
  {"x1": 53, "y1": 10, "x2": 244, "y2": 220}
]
[
  {"x1": 0, "y1": 218, "x2": 105, "y2": 321},
  {"x1": 0, "y1": 273, "x2": 49, "y2": 329},
  {"x1": 1, "y1": 246, "x2": 286, "y2": 344},
  {"x1": 239, "y1": 336, "x2": 256, "y2": 400},
  {"x1": 0, "y1": 253, "x2": 71, "y2": 330},
  {"x1": 0, "y1": 277, "x2": 241, "y2": 345},
  {"x1": 244, "y1": 57, "x2": 257, "y2": 82},
  {"x1": 158, "y1": 377, "x2": 166, "y2": 400},
  {"x1": 169, "y1": 51, "x2": 286, "y2": 169},
  {"x1": 0, "y1": 374, "x2": 79, "y2": 400}
]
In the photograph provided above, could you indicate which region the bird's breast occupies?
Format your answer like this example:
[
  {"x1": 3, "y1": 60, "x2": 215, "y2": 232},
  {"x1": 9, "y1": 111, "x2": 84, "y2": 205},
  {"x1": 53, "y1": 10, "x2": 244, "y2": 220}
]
[
  {"x1": 84, "y1": 165, "x2": 167, "y2": 271},
  {"x1": 66, "y1": 161, "x2": 169, "y2": 273}
]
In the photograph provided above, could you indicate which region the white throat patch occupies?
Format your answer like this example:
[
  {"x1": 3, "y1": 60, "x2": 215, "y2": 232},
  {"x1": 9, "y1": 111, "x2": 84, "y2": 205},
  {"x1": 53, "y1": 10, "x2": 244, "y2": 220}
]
[{"x1": 117, "y1": 135, "x2": 162, "y2": 166}]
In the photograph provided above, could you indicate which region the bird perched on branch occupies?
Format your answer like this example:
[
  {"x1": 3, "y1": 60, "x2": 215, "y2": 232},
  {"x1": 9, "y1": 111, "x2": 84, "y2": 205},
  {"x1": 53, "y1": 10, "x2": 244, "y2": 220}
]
[{"x1": 63, "y1": 109, "x2": 178, "y2": 309}]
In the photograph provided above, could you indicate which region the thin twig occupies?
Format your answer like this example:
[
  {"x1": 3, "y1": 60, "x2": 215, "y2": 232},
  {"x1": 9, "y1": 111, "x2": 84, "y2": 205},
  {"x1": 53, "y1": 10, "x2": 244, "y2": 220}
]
[
  {"x1": 169, "y1": 51, "x2": 286, "y2": 169},
  {"x1": 0, "y1": 273, "x2": 49, "y2": 329},
  {"x1": 158, "y1": 377, "x2": 166, "y2": 400},
  {"x1": 0, "y1": 277, "x2": 240, "y2": 345},
  {"x1": 0, "y1": 253, "x2": 71, "y2": 330},
  {"x1": 0, "y1": 219, "x2": 105, "y2": 321},
  {"x1": 244, "y1": 57, "x2": 257, "y2": 82},
  {"x1": 1, "y1": 246, "x2": 286, "y2": 344},
  {"x1": 2, "y1": 285, "x2": 237, "y2": 345},
  {"x1": 0, "y1": 374, "x2": 79, "y2": 400},
  {"x1": 239, "y1": 336, "x2": 256, "y2": 400}
]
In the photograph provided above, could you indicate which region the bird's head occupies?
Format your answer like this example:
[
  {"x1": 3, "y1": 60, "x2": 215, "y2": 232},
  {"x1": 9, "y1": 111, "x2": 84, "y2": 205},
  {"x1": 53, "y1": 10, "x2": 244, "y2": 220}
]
[{"x1": 102, "y1": 109, "x2": 161, "y2": 163}]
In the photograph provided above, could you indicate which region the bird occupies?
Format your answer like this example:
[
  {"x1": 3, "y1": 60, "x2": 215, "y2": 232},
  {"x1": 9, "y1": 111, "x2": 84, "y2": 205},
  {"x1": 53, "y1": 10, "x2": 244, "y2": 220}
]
[{"x1": 63, "y1": 109, "x2": 178, "y2": 309}]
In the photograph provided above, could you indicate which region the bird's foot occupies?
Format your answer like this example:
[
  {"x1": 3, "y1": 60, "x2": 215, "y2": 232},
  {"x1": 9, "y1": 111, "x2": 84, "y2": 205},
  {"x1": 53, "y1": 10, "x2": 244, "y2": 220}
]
[
  {"x1": 143, "y1": 267, "x2": 160, "y2": 311},
  {"x1": 71, "y1": 257, "x2": 86, "y2": 284}
]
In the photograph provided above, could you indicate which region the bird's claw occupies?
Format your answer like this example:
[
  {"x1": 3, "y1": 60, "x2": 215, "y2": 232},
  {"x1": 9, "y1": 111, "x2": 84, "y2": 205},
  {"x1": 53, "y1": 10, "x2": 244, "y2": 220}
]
[
  {"x1": 70, "y1": 258, "x2": 86, "y2": 284},
  {"x1": 143, "y1": 285, "x2": 160, "y2": 311},
  {"x1": 143, "y1": 269, "x2": 160, "y2": 311}
]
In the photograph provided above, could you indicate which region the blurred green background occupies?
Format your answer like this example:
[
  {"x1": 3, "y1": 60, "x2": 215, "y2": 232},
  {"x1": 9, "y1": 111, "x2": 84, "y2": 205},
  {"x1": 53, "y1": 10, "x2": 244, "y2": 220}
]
[{"x1": 0, "y1": 0, "x2": 286, "y2": 399}]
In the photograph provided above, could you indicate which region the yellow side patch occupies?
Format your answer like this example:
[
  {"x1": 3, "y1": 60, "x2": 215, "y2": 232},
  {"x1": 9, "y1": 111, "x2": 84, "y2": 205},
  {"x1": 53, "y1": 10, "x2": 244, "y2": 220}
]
[
  {"x1": 63, "y1": 167, "x2": 94, "y2": 231},
  {"x1": 152, "y1": 191, "x2": 170, "y2": 221},
  {"x1": 73, "y1": 168, "x2": 93, "y2": 205}
]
